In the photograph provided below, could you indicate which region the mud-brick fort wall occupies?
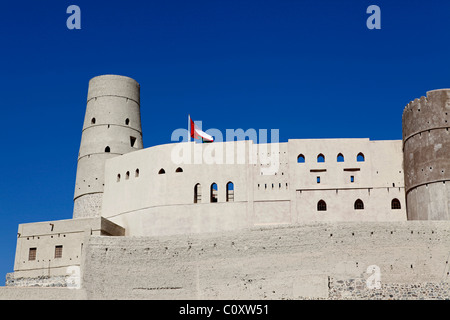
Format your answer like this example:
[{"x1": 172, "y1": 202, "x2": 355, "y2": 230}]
[{"x1": 80, "y1": 221, "x2": 450, "y2": 300}]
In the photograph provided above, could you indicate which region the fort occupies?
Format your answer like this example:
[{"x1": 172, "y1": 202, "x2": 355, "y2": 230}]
[{"x1": 0, "y1": 74, "x2": 449, "y2": 299}]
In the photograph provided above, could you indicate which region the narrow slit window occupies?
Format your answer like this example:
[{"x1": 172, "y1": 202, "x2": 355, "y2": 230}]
[
  {"x1": 194, "y1": 183, "x2": 202, "y2": 203},
  {"x1": 226, "y1": 182, "x2": 234, "y2": 202},
  {"x1": 130, "y1": 136, "x2": 136, "y2": 148},
  {"x1": 210, "y1": 183, "x2": 218, "y2": 203}
]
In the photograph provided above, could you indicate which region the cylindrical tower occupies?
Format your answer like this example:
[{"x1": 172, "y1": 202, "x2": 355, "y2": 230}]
[
  {"x1": 402, "y1": 89, "x2": 450, "y2": 220},
  {"x1": 73, "y1": 75, "x2": 144, "y2": 218}
]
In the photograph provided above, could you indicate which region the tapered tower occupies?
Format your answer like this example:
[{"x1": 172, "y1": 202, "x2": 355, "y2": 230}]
[
  {"x1": 73, "y1": 75, "x2": 143, "y2": 218},
  {"x1": 402, "y1": 89, "x2": 450, "y2": 220}
]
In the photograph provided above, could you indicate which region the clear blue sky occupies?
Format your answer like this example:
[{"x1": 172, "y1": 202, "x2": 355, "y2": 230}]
[{"x1": 0, "y1": 0, "x2": 449, "y2": 283}]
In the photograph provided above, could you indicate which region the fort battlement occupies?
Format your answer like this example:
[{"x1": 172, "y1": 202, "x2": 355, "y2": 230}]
[{"x1": 402, "y1": 89, "x2": 450, "y2": 141}]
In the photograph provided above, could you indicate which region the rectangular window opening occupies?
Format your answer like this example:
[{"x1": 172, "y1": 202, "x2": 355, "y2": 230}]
[
  {"x1": 55, "y1": 245, "x2": 63, "y2": 259},
  {"x1": 28, "y1": 248, "x2": 37, "y2": 261}
]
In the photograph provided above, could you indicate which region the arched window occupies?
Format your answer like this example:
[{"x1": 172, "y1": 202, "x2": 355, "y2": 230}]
[
  {"x1": 226, "y1": 182, "x2": 234, "y2": 202},
  {"x1": 317, "y1": 200, "x2": 327, "y2": 211},
  {"x1": 337, "y1": 153, "x2": 344, "y2": 162},
  {"x1": 391, "y1": 198, "x2": 401, "y2": 209},
  {"x1": 91, "y1": 118, "x2": 96, "y2": 124},
  {"x1": 297, "y1": 154, "x2": 305, "y2": 163},
  {"x1": 194, "y1": 183, "x2": 201, "y2": 203},
  {"x1": 135, "y1": 169, "x2": 139, "y2": 178},
  {"x1": 158, "y1": 168, "x2": 165, "y2": 174},
  {"x1": 354, "y1": 199, "x2": 364, "y2": 210},
  {"x1": 176, "y1": 167, "x2": 183, "y2": 173},
  {"x1": 357, "y1": 153, "x2": 365, "y2": 162},
  {"x1": 125, "y1": 171, "x2": 130, "y2": 180},
  {"x1": 117, "y1": 174, "x2": 121, "y2": 182},
  {"x1": 317, "y1": 154, "x2": 325, "y2": 163},
  {"x1": 105, "y1": 146, "x2": 110, "y2": 153},
  {"x1": 125, "y1": 118, "x2": 130, "y2": 125},
  {"x1": 210, "y1": 183, "x2": 218, "y2": 203}
]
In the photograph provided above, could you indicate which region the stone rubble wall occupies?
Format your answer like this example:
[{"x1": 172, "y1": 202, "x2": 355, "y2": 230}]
[
  {"x1": 328, "y1": 277, "x2": 450, "y2": 300},
  {"x1": 5, "y1": 272, "x2": 70, "y2": 288}
]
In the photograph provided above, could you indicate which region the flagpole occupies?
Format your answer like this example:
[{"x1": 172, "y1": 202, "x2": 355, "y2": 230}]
[{"x1": 188, "y1": 114, "x2": 191, "y2": 142}]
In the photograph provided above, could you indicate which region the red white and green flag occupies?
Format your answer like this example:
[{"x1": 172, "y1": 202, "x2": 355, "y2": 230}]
[{"x1": 189, "y1": 115, "x2": 214, "y2": 142}]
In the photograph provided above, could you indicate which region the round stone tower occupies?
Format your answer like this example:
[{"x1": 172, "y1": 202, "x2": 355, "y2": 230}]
[
  {"x1": 402, "y1": 89, "x2": 450, "y2": 220},
  {"x1": 73, "y1": 75, "x2": 144, "y2": 218}
]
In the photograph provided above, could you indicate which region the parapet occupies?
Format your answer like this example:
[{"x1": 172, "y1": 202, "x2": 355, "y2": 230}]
[
  {"x1": 402, "y1": 89, "x2": 450, "y2": 142},
  {"x1": 87, "y1": 74, "x2": 140, "y2": 104}
]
